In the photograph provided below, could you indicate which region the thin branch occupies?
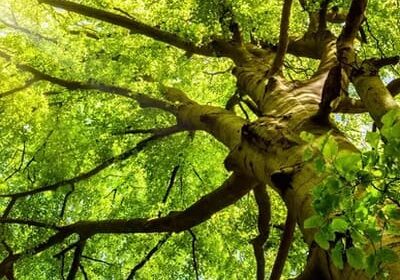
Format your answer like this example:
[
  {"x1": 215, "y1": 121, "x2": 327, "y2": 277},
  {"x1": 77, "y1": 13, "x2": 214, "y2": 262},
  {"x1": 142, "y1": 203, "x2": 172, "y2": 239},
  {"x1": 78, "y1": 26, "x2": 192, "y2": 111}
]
[
  {"x1": 269, "y1": 0, "x2": 294, "y2": 76},
  {"x1": 189, "y1": 230, "x2": 200, "y2": 280},
  {"x1": 60, "y1": 254, "x2": 66, "y2": 280},
  {"x1": 66, "y1": 239, "x2": 86, "y2": 280},
  {"x1": 126, "y1": 234, "x2": 170, "y2": 280},
  {"x1": 113, "y1": 7, "x2": 134, "y2": 19},
  {"x1": 251, "y1": 184, "x2": 271, "y2": 280},
  {"x1": 0, "y1": 173, "x2": 255, "y2": 276},
  {"x1": 39, "y1": 0, "x2": 215, "y2": 56},
  {"x1": 1, "y1": 127, "x2": 180, "y2": 199},
  {"x1": 0, "y1": 78, "x2": 38, "y2": 99},
  {"x1": 5, "y1": 139, "x2": 27, "y2": 181},
  {"x1": 269, "y1": 207, "x2": 296, "y2": 280},
  {"x1": 60, "y1": 184, "x2": 75, "y2": 218},
  {"x1": 2, "y1": 198, "x2": 16, "y2": 218},
  {"x1": 82, "y1": 255, "x2": 113, "y2": 266},
  {"x1": 54, "y1": 241, "x2": 80, "y2": 260},
  {"x1": 161, "y1": 165, "x2": 180, "y2": 204},
  {"x1": 0, "y1": 19, "x2": 56, "y2": 42},
  {"x1": 238, "y1": 101, "x2": 250, "y2": 120}
]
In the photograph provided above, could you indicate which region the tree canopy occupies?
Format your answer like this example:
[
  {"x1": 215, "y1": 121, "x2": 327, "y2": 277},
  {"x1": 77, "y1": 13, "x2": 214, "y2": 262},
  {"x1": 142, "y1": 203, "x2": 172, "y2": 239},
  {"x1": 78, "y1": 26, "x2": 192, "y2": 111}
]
[{"x1": 0, "y1": 0, "x2": 400, "y2": 279}]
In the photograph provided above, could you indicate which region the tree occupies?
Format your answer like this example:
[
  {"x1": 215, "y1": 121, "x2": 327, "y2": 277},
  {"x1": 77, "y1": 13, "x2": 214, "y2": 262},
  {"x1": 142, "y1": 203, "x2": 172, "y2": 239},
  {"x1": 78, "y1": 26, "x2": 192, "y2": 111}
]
[{"x1": 0, "y1": 0, "x2": 399, "y2": 279}]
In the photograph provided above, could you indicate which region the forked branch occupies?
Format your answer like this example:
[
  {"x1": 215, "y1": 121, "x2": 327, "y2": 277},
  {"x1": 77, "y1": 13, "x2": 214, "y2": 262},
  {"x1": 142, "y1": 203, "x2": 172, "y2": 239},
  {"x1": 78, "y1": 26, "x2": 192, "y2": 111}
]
[
  {"x1": 39, "y1": 0, "x2": 215, "y2": 56},
  {"x1": 0, "y1": 173, "x2": 255, "y2": 276}
]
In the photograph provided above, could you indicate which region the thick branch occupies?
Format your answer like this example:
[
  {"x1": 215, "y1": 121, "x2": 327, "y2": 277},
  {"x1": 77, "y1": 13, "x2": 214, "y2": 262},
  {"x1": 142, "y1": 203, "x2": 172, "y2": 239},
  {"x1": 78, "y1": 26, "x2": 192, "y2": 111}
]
[
  {"x1": 338, "y1": 0, "x2": 367, "y2": 47},
  {"x1": 0, "y1": 173, "x2": 255, "y2": 272},
  {"x1": 269, "y1": 0, "x2": 293, "y2": 76},
  {"x1": 337, "y1": 0, "x2": 367, "y2": 73},
  {"x1": 387, "y1": 78, "x2": 400, "y2": 96},
  {"x1": 39, "y1": 0, "x2": 215, "y2": 56}
]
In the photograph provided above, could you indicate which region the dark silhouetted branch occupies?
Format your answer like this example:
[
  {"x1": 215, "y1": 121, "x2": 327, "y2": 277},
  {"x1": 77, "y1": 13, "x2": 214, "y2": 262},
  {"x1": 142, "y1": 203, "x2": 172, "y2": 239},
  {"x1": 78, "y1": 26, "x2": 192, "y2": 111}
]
[
  {"x1": 0, "y1": 78, "x2": 38, "y2": 99},
  {"x1": 82, "y1": 255, "x2": 113, "y2": 266},
  {"x1": 387, "y1": 78, "x2": 400, "y2": 96},
  {"x1": 269, "y1": 207, "x2": 296, "y2": 280},
  {"x1": 66, "y1": 239, "x2": 86, "y2": 280},
  {"x1": 251, "y1": 184, "x2": 271, "y2": 280},
  {"x1": 189, "y1": 230, "x2": 200, "y2": 280},
  {"x1": 161, "y1": 165, "x2": 180, "y2": 204},
  {"x1": 2, "y1": 198, "x2": 16, "y2": 218},
  {"x1": 60, "y1": 184, "x2": 75, "y2": 218},
  {"x1": 0, "y1": 127, "x2": 180, "y2": 199},
  {"x1": 126, "y1": 234, "x2": 170, "y2": 280}
]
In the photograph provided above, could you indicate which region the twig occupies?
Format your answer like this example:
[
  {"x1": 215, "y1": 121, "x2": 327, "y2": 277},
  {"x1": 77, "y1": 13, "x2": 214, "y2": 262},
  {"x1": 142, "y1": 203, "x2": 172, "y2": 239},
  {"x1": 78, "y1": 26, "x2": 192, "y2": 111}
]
[
  {"x1": 82, "y1": 255, "x2": 113, "y2": 266},
  {"x1": 5, "y1": 139, "x2": 27, "y2": 181},
  {"x1": 1, "y1": 127, "x2": 180, "y2": 199},
  {"x1": 189, "y1": 230, "x2": 200, "y2": 280},
  {"x1": 126, "y1": 234, "x2": 171, "y2": 280},
  {"x1": 0, "y1": 78, "x2": 38, "y2": 99},
  {"x1": 60, "y1": 184, "x2": 75, "y2": 218},
  {"x1": 161, "y1": 165, "x2": 180, "y2": 204}
]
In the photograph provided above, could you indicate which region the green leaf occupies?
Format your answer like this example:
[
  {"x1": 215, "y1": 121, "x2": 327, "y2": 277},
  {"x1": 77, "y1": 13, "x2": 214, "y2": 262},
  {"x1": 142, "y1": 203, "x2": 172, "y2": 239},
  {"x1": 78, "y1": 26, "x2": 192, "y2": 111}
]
[
  {"x1": 376, "y1": 248, "x2": 399, "y2": 263},
  {"x1": 366, "y1": 254, "x2": 379, "y2": 277},
  {"x1": 304, "y1": 215, "x2": 325, "y2": 229},
  {"x1": 331, "y1": 242, "x2": 344, "y2": 269},
  {"x1": 300, "y1": 131, "x2": 315, "y2": 143},
  {"x1": 330, "y1": 218, "x2": 348, "y2": 233},
  {"x1": 314, "y1": 157, "x2": 325, "y2": 173},
  {"x1": 366, "y1": 131, "x2": 380, "y2": 148},
  {"x1": 381, "y1": 109, "x2": 400, "y2": 128},
  {"x1": 346, "y1": 247, "x2": 366, "y2": 269},
  {"x1": 335, "y1": 152, "x2": 362, "y2": 179},
  {"x1": 315, "y1": 231, "x2": 330, "y2": 250},
  {"x1": 325, "y1": 177, "x2": 341, "y2": 194},
  {"x1": 322, "y1": 137, "x2": 338, "y2": 160},
  {"x1": 383, "y1": 205, "x2": 400, "y2": 220}
]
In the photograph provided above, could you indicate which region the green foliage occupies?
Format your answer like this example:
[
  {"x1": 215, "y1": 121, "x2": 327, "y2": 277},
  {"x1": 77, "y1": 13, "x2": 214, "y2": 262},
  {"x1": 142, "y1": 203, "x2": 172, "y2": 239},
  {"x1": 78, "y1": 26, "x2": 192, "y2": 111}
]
[
  {"x1": 0, "y1": 0, "x2": 399, "y2": 279},
  {"x1": 304, "y1": 109, "x2": 400, "y2": 276}
]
